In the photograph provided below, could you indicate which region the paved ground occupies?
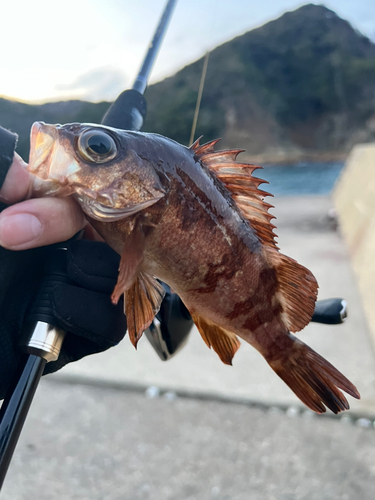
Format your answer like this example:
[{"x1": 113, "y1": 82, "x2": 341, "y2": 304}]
[
  {"x1": 3, "y1": 381, "x2": 375, "y2": 500},
  {"x1": 2, "y1": 195, "x2": 375, "y2": 499}
]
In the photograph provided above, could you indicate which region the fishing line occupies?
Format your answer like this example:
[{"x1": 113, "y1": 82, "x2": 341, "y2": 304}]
[
  {"x1": 189, "y1": 51, "x2": 210, "y2": 146},
  {"x1": 188, "y1": 0, "x2": 222, "y2": 146}
]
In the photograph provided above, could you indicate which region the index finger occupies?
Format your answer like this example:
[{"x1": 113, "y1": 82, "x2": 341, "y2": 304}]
[
  {"x1": 0, "y1": 153, "x2": 33, "y2": 204},
  {"x1": 0, "y1": 153, "x2": 87, "y2": 250}
]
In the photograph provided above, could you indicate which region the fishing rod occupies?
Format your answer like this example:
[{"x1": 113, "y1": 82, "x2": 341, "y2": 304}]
[{"x1": 0, "y1": 0, "x2": 178, "y2": 490}]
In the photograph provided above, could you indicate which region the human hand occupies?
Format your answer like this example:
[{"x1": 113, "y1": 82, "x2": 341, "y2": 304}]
[
  {"x1": 0, "y1": 151, "x2": 126, "y2": 400},
  {"x1": 0, "y1": 153, "x2": 86, "y2": 250},
  {"x1": 0, "y1": 148, "x2": 192, "y2": 398}
]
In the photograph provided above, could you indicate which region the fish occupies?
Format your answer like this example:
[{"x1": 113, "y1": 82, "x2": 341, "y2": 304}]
[{"x1": 27, "y1": 121, "x2": 360, "y2": 414}]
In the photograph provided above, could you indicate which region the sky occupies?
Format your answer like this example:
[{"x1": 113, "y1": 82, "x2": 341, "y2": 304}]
[{"x1": 1, "y1": 0, "x2": 375, "y2": 103}]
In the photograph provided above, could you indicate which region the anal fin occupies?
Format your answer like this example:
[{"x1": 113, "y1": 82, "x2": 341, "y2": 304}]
[
  {"x1": 124, "y1": 272, "x2": 166, "y2": 348},
  {"x1": 191, "y1": 314, "x2": 241, "y2": 365}
]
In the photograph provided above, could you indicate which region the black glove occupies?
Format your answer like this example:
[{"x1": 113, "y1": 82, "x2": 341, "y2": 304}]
[
  {"x1": 43, "y1": 239, "x2": 127, "y2": 374},
  {"x1": 0, "y1": 235, "x2": 127, "y2": 399}
]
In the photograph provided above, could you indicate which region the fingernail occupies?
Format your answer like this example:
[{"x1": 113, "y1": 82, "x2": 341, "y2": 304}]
[{"x1": 0, "y1": 213, "x2": 43, "y2": 248}]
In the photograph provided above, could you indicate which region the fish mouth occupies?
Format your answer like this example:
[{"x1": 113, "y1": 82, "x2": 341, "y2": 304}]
[
  {"x1": 29, "y1": 122, "x2": 57, "y2": 175},
  {"x1": 28, "y1": 121, "x2": 81, "y2": 196},
  {"x1": 74, "y1": 191, "x2": 164, "y2": 222}
]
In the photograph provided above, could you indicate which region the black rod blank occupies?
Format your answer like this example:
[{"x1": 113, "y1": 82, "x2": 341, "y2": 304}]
[
  {"x1": 102, "y1": 0, "x2": 178, "y2": 131},
  {"x1": 132, "y1": 0, "x2": 177, "y2": 94},
  {"x1": 0, "y1": 355, "x2": 46, "y2": 490}
]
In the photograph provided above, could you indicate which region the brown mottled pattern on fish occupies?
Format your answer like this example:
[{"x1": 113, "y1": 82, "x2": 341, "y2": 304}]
[{"x1": 27, "y1": 121, "x2": 360, "y2": 414}]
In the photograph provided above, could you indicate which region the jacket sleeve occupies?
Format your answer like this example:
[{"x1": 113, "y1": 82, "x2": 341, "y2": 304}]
[{"x1": 0, "y1": 126, "x2": 18, "y2": 189}]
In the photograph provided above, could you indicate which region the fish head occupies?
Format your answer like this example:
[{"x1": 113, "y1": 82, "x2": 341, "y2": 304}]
[{"x1": 28, "y1": 122, "x2": 165, "y2": 221}]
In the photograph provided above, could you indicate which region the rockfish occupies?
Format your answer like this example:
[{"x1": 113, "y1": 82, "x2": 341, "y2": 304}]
[{"x1": 28, "y1": 121, "x2": 360, "y2": 413}]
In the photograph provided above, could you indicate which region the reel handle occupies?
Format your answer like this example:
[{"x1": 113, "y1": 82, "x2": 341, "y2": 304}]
[{"x1": 311, "y1": 298, "x2": 347, "y2": 325}]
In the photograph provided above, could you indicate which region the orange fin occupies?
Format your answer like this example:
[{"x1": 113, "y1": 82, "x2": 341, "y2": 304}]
[
  {"x1": 111, "y1": 224, "x2": 145, "y2": 305},
  {"x1": 191, "y1": 138, "x2": 278, "y2": 250},
  {"x1": 267, "y1": 250, "x2": 318, "y2": 332},
  {"x1": 124, "y1": 272, "x2": 166, "y2": 348},
  {"x1": 191, "y1": 313, "x2": 241, "y2": 365},
  {"x1": 268, "y1": 334, "x2": 360, "y2": 414}
]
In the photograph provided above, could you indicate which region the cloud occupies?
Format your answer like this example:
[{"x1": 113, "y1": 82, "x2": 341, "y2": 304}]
[{"x1": 55, "y1": 67, "x2": 129, "y2": 101}]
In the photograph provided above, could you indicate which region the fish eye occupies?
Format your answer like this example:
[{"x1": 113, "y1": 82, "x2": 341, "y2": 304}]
[{"x1": 78, "y1": 130, "x2": 117, "y2": 164}]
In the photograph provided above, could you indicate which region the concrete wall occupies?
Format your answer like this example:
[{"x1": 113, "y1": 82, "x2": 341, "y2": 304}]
[{"x1": 333, "y1": 143, "x2": 375, "y2": 342}]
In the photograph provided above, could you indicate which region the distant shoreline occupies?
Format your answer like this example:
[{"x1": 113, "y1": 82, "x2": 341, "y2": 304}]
[{"x1": 242, "y1": 151, "x2": 348, "y2": 166}]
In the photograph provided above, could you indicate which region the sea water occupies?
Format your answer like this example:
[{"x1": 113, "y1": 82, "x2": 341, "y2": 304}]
[{"x1": 253, "y1": 162, "x2": 345, "y2": 196}]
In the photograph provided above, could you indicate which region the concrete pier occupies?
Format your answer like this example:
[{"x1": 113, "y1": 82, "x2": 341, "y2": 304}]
[
  {"x1": 334, "y1": 143, "x2": 375, "y2": 344},
  {"x1": 2, "y1": 194, "x2": 375, "y2": 499}
]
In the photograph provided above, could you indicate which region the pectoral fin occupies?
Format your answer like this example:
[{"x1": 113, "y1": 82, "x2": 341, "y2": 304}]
[
  {"x1": 125, "y1": 272, "x2": 166, "y2": 348},
  {"x1": 191, "y1": 314, "x2": 241, "y2": 365},
  {"x1": 111, "y1": 224, "x2": 146, "y2": 305}
]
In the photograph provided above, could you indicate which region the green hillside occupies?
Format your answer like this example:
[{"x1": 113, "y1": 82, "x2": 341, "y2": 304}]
[{"x1": 144, "y1": 3, "x2": 375, "y2": 160}]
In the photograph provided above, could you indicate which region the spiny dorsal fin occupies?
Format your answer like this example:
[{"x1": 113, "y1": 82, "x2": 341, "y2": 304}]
[
  {"x1": 190, "y1": 136, "x2": 220, "y2": 154},
  {"x1": 191, "y1": 138, "x2": 278, "y2": 250}
]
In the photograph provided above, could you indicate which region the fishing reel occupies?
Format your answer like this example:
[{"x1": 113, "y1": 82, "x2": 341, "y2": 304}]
[
  {"x1": 145, "y1": 283, "x2": 193, "y2": 360},
  {"x1": 311, "y1": 298, "x2": 347, "y2": 324}
]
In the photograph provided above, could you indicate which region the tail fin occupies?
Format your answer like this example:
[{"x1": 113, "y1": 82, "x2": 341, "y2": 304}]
[{"x1": 268, "y1": 334, "x2": 360, "y2": 414}]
